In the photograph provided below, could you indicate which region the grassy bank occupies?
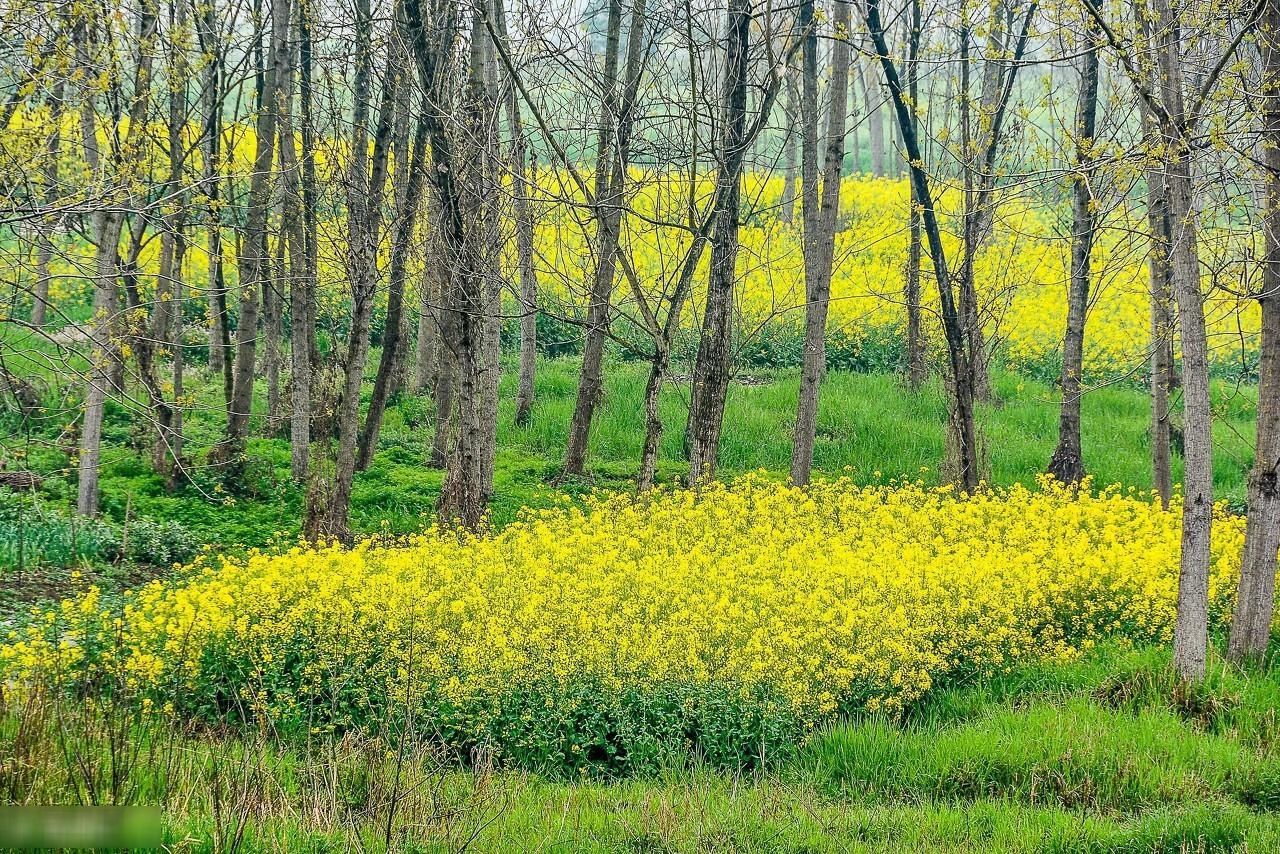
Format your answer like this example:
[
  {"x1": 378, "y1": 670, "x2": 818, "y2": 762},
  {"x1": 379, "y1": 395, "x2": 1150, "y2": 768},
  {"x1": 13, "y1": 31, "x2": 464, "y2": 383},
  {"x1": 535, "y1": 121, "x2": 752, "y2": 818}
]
[
  {"x1": 4, "y1": 644, "x2": 1278, "y2": 852},
  {"x1": 0, "y1": 345, "x2": 1258, "y2": 552}
]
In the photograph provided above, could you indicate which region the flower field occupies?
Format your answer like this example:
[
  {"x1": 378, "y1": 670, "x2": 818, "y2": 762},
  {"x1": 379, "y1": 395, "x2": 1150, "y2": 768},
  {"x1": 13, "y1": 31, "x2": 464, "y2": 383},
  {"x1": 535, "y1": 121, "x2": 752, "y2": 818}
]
[
  {"x1": 1, "y1": 477, "x2": 1248, "y2": 775},
  {"x1": 17, "y1": 161, "x2": 1260, "y2": 381},
  {"x1": 529, "y1": 173, "x2": 1260, "y2": 379}
]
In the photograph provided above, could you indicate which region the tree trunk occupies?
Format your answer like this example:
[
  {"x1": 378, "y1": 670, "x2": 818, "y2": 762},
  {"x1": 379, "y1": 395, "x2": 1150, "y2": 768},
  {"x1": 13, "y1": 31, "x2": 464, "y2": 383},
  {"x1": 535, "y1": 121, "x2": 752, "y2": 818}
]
[
  {"x1": 77, "y1": 0, "x2": 157, "y2": 516},
  {"x1": 224, "y1": 0, "x2": 289, "y2": 450},
  {"x1": 1137, "y1": 101, "x2": 1177, "y2": 509},
  {"x1": 791, "y1": 0, "x2": 851, "y2": 486},
  {"x1": 310, "y1": 1, "x2": 402, "y2": 540},
  {"x1": 416, "y1": 223, "x2": 442, "y2": 400},
  {"x1": 1149, "y1": 0, "x2": 1213, "y2": 682},
  {"x1": 33, "y1": 82, "x2": 63, "y2": 329},
  {"x1": 686, "y1": 0, "x2": 752, "y2": 484},
  {"x1": 405, "y1": 0, "x2": 496, "y2": 528},
  {"x1": 904, "y1": 0, "x2": 925, "y2": 388},
  {"x1": 1047, "y1": 18, "x2": 1100, "y2": 485},
  {"x1": 277, "y1": 9, "x2": 311, "y2": 482},
  {"x1": 865, "y1": 0, "x2": 980, "y2": 492},
  {"x1": 197, "y1": 5, "x2": 232, "y2": 399},
  {"x1": 562, "y1": 0, "x2": 628, "y2": 478},
  {"x1": 1228, "y1": 0, "x2": 1280, "y2": 662},
  {"x1": 780, "y1": 63, "x2": 799, "y2": 224},
  {"x1": 264, "y1": 233, "x2": 284, "y2": 435},
  {"x1": 865, "y1": 58, "x2": 885, "y2": 177},
  {"x1": 357, "y1": 90, "x2": 431, "y2": 473},
  {"x1": 491, "y1": 0, "x2": 539, "y2": 427}
]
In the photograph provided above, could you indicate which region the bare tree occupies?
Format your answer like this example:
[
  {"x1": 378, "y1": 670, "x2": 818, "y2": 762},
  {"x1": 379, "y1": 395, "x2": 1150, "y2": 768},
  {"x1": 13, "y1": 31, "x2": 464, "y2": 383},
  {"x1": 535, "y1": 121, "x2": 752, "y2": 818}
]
[
  {"x1": 686, "y1": 0, "x2": 757, "y2": 483},
  {"x1": 1047, "y1": 13, "x2": 1102, "y2": 484},
  {"x1": 306, "y1": 0, "x2": 403, "y2": 540},
  {"x1": 562, "y1": 0, "x2": 647, "y2": 478},
  {"x1": 864, "y1": 0, "x2": 983, "y2": 492},
  {"x1": 1228, "y1": 0, "x2": 1280, "y2": 662},
  {"x1": 76, "y1": 0, "x2": 159, "y2": 516},
  {"x1": 222, "y1": 0, "x2": 290, "y2": 455},
  {"x1": 791, "y1": 0, "x2": 852, "y2": 485}
]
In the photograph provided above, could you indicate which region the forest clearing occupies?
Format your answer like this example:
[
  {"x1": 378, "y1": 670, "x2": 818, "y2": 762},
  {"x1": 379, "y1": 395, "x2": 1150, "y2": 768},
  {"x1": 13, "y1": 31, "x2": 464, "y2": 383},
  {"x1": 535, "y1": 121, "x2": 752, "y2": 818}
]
[{"x1": 3, "y1": 0, "x2": 1280, "y2": 849}]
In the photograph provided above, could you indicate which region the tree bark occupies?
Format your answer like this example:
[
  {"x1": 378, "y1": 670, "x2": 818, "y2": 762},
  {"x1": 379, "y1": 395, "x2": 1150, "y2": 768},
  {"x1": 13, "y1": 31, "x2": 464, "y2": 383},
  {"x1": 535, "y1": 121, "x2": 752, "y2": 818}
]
[
  {"x1": 277, "y1": 8, "x2": 311, "y2": 483},
  {"x1": 1047, "y1": 17, "x2": 1101, "y2": 485},
  {"x1": 1137, "y1": 90, "x2": 1176, "y2": 509},
  {"x1": 264, "y1": 231, "x2": 284, "y2": 435},
  {"x1": 153, "y1": 0, "x2": 190, "y2": 486},
  {"x1": 1147, "y1": 0, "x2": 1213, "y2": 682},
  {"x1": 405, "y1": 0, "x2": 498, "y2": 528},
  {"x1": 309, "y1": 1, "x2": 402, "y2": 540},
  {"x1": 865, "y1": 58, "x2": 885, "y2": 177},
  {"x1": 223, "y1": 0, "x2": 289, "y2": 451},
  {"x1": 358, "y1": 100, "x2": 431, "y2": 472},
  {"x1": 33, "y1": 81, "x2": 63, "y2": 329},
  {"x1": 791, "y1": 0, "x2": 851, "y2": 486},
  {"x1": 686, "y1": 0, "x2": 752, "y2": 484},
  {"x1": 902, "y1": 0, "x2": 925, "y2": 388},
  {"x1": 562, "y1": 0, "x2": 640, "y2": 478},
  {"x1": 196, "y1": 5, "x2": 233, "y2": 400},
  {"x1": 491, "y1": 0, "x2": 539, "y2": 427},
  {"x1": 780, "y1": 62, "x2": 799, "y2": 223},
  {"x1": 77, "y1": 0, "x2": 158, "y2": 516},
  {"x1": 1228, "y1": 0, "x2": 1280, "y2": 662},
  {"x1": 865, "y1": 0, "x2": 981, "y2": 492}
]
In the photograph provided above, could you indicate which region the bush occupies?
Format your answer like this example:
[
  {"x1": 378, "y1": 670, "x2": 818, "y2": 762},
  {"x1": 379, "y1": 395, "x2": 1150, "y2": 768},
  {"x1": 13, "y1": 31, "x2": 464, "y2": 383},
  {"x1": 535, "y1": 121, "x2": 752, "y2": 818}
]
[{"x1": 0, "y1": 489, "x2": 195, "y2": 570}]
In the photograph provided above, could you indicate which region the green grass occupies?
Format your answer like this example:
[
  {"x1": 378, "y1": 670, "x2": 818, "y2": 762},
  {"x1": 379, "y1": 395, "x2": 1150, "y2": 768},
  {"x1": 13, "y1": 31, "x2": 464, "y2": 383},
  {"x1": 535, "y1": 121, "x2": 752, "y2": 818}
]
[
  {"x1": 7, "y1": 644, "x2": 1280, "y2": 852},
  {"x1": 0, "y1": 327, "x2": 1258, "y2": 555}
]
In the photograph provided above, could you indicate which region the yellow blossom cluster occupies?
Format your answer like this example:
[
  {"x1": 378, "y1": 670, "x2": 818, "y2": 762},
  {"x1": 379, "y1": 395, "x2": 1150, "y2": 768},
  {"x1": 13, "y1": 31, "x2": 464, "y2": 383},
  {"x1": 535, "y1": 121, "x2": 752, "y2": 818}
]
[
  {"x1": 2, "y1": 477, "x2": 1246, "y2": 754},
  {"x1": 530, "y1": 173, "x2": 1260, "y2": 377}
]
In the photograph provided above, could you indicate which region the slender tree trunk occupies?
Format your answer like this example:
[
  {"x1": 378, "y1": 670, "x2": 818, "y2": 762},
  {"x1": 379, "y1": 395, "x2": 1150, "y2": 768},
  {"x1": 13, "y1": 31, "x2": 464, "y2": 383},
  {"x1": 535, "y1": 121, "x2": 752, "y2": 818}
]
[
  {"x1": 1047, "y1": 18, "x2": 1100, "y2": 485},
  {"x1": 277, "y1": 12, "x2": 311, "y2": 482},
  {"x1": 223, "y1": 0, "x2": 289, "y2": 452},
  {"x1": 865, "y1": 0, "x2": 980, "y2": 492},
  {"x1": 77, "y1": 0, "x2": 157, "y2": 516},
  {"x1": 686, "y1": 0, "x2": 752, "y2": 484},
  {"x1": 791, "y1": 0, "x2": 851, "y2": 486},
  {"x1": 264, "y1": 232, "x2": 284, "y2": 434},
  {"x1": 33, "y1": 83, "x2": 63, "y2": 329},
  {"x1": 1228, "y1": 0, "x2": 1280, "y2": 662},
  {"x1": 865, "y1": 58, "x2": 885, "y2": 177},
  {"x1": 491, "y1": 0, "x2": 539, "y2": 426},
  {"x1": 169, "y1": 238, "x2": 186, "y2": 490},
  {"x1": 298, "y1": 0, "x2": 320, "y2": 374},
  {"x1": 1149, "y1": 0, "x2": 1213, "y2": 682},
  {"x1": 358, "y1": 106, "x2": 430, "y2": 472},
  {"x1": 310, "y1": 3, "x2": 401, "y2": 540},
  {"x1": 198, "y1": 6, "x2": 232, "y2": 398},
  {"x1": 404, "y1": 0, "x2": 495, "y2": 527},
  {"x1": 904, "y1": 0, "x2": 925, "y2": 388},
  {"x1": 562, "y1": 0, "x2": 628, "y2": 478},
  {"x1": 780, "y1": 63, "x2": 799, "y2": 224},
  {"x1": 358, "y1": 80, "x2": 418, "y2": 475}
]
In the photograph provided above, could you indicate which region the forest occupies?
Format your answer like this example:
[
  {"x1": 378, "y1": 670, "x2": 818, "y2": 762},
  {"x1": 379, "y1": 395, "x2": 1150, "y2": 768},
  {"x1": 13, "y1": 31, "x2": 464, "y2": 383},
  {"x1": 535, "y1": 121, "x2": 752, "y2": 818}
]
[{"x1": 1, "y1": 0, "x2": 1280, "y2": 849}]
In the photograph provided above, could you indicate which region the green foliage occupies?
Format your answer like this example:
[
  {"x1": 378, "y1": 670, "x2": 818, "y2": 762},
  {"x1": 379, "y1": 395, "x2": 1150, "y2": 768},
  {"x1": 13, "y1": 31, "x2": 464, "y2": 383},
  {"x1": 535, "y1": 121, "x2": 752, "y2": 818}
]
[{"x1": 0, "y1": 489, "x2": 197, "y2": 571}]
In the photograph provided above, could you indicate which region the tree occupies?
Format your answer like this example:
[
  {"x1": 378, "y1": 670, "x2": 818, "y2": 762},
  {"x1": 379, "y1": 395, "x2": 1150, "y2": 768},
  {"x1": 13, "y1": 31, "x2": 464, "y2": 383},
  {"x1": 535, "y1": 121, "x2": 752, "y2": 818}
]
[
  {"x1": 1228, "y1": 0, "x2": 1280, "y2": 662},
  {"x1": 791, "y1": 0, "x2": 852, "y2": 486},
  {"x1": 1047, "y1": 13, "x2": 1102, "y2": 484},
  {"x1": 76, "y1": 0, "x2": 159, "y2": 516},
  {"x1": 222, "y1": 0, "x2": 290, "y2": 455},
  {"x1": 405, "y1": 0, "x2": 502, "y2": 528},
  {"x1": 1083, "y1": 0, "x2": 1257, "y2": 680},
  {"x1": 685, "y1": 0, "x2": 755, "y2": 484},
  {"x1": 562, "y1": 0, "x2": 649, "y2": 478},
  {"x1": 864, "y1": 0, "x2": 983, "y2": 493},
  {"x1": 305, "y1": 0, "x2": 403, "y2": 541}
]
